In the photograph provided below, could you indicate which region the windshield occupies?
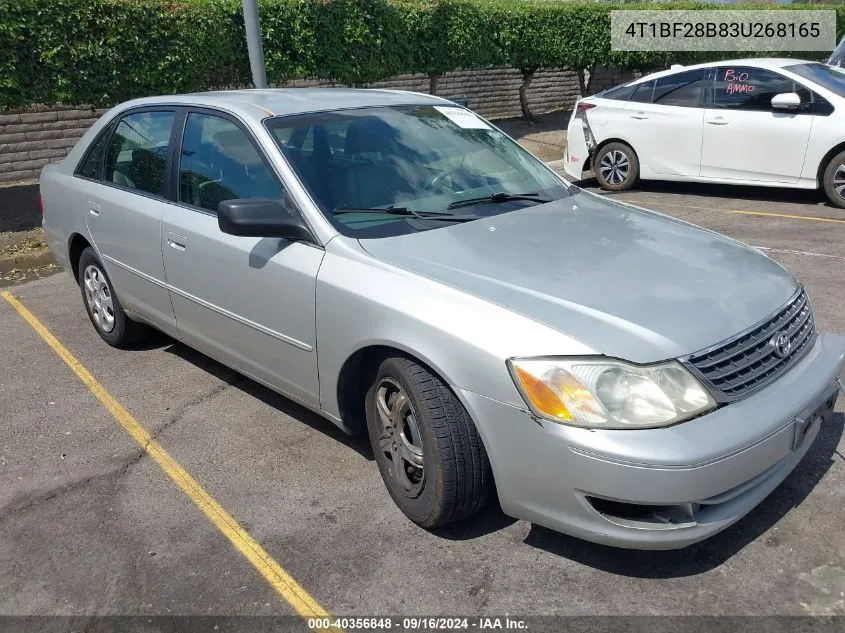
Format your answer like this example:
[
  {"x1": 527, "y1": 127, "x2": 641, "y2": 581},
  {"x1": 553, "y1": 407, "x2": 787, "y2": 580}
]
[
  {"x1": 265, "y1": 105, "x2": 570, "y2": 237},
  {"x1": 787, "y1": 62, "x2": 845, "y2": 98}
]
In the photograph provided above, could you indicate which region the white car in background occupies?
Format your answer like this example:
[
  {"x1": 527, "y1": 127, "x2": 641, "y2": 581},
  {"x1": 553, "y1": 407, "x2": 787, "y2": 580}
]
[{"x1": 564, "y1": 58, "x2": 845, "y2": 208}]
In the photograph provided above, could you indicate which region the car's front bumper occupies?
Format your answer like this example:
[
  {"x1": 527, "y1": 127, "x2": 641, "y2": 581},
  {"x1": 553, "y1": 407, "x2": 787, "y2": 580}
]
[{"x1": 459, "y1": 332, "x2": 845, "y2": 550}]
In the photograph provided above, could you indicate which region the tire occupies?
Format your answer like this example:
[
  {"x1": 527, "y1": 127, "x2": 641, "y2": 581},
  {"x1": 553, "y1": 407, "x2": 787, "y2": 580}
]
[
  {"x1": 594, "y1": 142, "x2": 639, "y2": 191},
  {"x1": 822, "y1": 150, "x2": 845, "y2": 209},
  {"x1": 77, "y1": 247, "x2": 145, "y2": 348},
  {"x1": 365, "y1": 356, "x2": 491, "y2": 528}
]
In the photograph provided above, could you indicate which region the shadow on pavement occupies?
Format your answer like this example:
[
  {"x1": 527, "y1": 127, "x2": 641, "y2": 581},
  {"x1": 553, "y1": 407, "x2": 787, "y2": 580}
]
[
  {"x1": 523, "y1": 411, "x2": 844, "y2": 577},
  {"x1": 0, "y1": 184, "x2": 40, "y2": 232},
  {"x1": 578, "y1": 177, "x2": 839, "y2": 210},
  {"x1": 163, "y1": 338, "x2": 375, "y2": 461}
]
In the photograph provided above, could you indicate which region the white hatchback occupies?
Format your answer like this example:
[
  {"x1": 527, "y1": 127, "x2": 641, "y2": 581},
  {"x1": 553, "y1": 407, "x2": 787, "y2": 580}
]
[{"x1": 564, "y1": 58, "x2": 845, "y2": 207}]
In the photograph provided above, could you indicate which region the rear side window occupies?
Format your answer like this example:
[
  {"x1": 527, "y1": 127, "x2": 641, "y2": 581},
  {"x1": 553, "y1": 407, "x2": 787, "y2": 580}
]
[
  {"x1": 178, "y1": 112, "x2": 285, "y2": 213},
  {"x1": 653, "y1": 69, "x2": 707, "y2": 107},
  {"x1": 600, "y1": 83, "x2": 637, "y2": 101},
  {"x1": 630, "y1": 80, "x2": 655, "y2": 103},
  {"x1": 104, "y1": 111, "x2": 175, "y2": 196},
  {"x1": 714, "y1": 67, "x2": 794, "y2": 112},
  {"x1": 76, "y1": 128, "x2": 110, "y2": 179}
]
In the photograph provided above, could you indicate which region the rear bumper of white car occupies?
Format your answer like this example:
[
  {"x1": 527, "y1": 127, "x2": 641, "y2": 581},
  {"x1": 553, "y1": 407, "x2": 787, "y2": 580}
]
[
  {"x1": 564, "y1": 112, "x2": 590, "y2": 181},
  {"x1": 459, "y1": 332, "x2": 845, "y2": 550}
]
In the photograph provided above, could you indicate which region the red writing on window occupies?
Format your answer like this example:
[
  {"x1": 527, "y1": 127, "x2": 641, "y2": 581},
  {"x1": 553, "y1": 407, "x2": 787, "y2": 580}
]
[
  {"x1": 724, "y1": 69, "x2": 750, "y2": 82},
  {"x1": 725, "y1": 83, "x2": 755, "y2": 95},
  {"x1": 723, "y1": 69, "x2": 754, "y2": 95}
]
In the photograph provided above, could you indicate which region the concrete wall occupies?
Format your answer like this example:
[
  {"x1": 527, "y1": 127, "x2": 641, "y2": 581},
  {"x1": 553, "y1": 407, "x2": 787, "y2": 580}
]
[{"x1": 0, "y1": 66, "x2": 637, "y2": 185}]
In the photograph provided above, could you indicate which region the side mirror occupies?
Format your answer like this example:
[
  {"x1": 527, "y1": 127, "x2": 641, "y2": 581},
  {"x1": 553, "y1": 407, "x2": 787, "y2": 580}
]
[
  {"x1": 771, "y1": 92, "x2": 802, "y2": 110},
  {"x1": 217, "y1": 198, "x2": 313, "y2": 242}
]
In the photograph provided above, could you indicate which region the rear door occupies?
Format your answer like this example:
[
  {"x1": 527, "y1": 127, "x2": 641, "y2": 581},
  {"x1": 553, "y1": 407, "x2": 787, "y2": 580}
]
[
  {"x1": 83, "y1": 108, "x2": 178, "y2": 336},
  {"x1": 700, "y1": 66, "x2": 813, "y2": 183},
  {"x1": 606, "y1": 69, "x2": 707, "y2": 178}
]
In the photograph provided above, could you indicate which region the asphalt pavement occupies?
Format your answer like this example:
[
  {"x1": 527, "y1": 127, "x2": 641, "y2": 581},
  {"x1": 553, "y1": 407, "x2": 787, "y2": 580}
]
[{"x1": 1, "y1": 177, "x2": 844, "y2": 629}]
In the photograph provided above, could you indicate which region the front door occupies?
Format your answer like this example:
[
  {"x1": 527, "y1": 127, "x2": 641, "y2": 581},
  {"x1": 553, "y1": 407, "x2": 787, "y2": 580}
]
[
  {"x1": 161, "y1": 109, "x2": 324, "y2": 405},
  {"x1": 700, "y1": 66, "x2": 813, "y2": 183}
]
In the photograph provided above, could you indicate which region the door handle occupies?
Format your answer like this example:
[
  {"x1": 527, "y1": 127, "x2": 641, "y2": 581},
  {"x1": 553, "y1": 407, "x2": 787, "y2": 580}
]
[
  {"x1": 630, "y1": 112, "x2": 649, "y2": 120},
  {"x1": 88, "y1": 203, "x2": 100, "y2": 217},
  {"x1": 167, "y1": 232, "x2": 187, "y2": 252},
  {"x1": 706, "y1": 117, "x2": 729, "y2": 125}
]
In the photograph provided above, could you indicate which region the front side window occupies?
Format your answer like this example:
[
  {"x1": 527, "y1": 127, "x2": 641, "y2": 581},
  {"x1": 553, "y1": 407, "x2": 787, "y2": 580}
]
[
  {"x1": 179, "y1": 112, "x2": 285, "y2": 213},
  {"x1": 713, "y1": 67, "x2": 794, "y2": 111},
  {"x1": 653, "y1": 69, "x2": 706, "y2": 107},
  {"x1": 104, "y1": 111, "x2": 174, "y2": 196},
  {"x1": 265, "y1": 105, "x2": 570, "y2": 238}
]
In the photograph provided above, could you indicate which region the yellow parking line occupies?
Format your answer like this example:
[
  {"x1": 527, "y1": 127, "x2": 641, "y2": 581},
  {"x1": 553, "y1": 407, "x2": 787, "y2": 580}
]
[
  {"x1": 618, "y1": 198, "x2": 845, "y2": 225},
  {"x1": 1, "y1": 290, "x2": 340, "y2": 632}
]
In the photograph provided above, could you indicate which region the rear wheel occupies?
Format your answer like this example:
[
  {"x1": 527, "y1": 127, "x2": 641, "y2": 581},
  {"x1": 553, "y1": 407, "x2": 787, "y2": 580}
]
[
  {"x1": 78, "y1": 247, "x2": 145, "y2": 348},
  {"x1": 822, "y1": 150, "x2": 845, "y2": 209},
  {"x1": 365, "y1": 356, "x2": 491, "y2": 528},
  {"x1": 594, "y1": 142, "x2": 639, "y2": 191}
]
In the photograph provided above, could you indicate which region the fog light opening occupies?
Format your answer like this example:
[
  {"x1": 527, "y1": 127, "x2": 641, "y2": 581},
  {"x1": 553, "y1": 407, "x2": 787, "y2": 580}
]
[{"x1": 586, "y1": 496, "x2": 697, "y2": 527}]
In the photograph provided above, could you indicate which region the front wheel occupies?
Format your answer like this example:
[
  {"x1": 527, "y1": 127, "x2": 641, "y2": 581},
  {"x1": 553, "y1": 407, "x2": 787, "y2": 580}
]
[
  {"x1": 594, "y1": 142, "x2": 639, "y2": 191},
  {"x1": 365, "y1": 356, "x2": 491, "y2": 528},
  {"x1": 822, "y1": 150, "x2": 845, "y2": 209}
]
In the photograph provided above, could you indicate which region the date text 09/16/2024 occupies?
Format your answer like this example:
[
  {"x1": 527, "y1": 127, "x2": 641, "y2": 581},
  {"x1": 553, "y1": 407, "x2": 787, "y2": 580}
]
[{"x1": 307, "y1": 617, "x2": 528, "y2": 630}]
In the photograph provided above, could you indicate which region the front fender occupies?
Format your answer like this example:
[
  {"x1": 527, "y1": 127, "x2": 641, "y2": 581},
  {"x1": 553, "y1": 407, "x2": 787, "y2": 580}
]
[{"x1": 315, "y1": 238, "x2": 595, "y2": 420}]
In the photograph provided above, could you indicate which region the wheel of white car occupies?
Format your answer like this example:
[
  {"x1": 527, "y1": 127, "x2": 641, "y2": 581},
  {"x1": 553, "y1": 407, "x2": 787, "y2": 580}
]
[
  {"x1": 78, "y1": 247, "x2": 146, "y2": 348},
  {"x1": 822, "y1": 149, "x2": 845, "y2": 209},
  {"x1": 365, "y1": 356, "x2": 491, "y2": 528},
  {"x1": 594, "y1": 142, "x2": 639, "y2": 192}
]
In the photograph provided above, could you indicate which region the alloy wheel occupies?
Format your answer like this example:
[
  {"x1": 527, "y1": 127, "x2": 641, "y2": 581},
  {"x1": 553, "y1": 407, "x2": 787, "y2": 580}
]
[
  {"x1": 599, "y1": 149, "x2": 629, "y2": 186},
  {"x1": 83, "y1": 264, "x2": 115, "y2": 333},
  {"x1": 833, "y1": 163, "x2": 845, "y2": 198},
  {"x1": 375, "y1": 377, "x2": 425, "y2": 497}
]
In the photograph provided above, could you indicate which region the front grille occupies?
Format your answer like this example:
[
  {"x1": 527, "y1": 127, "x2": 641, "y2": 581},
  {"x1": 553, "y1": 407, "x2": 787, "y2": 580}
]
[{"x1": 683, "y1": 288, "x2": 816, "y2": 403}]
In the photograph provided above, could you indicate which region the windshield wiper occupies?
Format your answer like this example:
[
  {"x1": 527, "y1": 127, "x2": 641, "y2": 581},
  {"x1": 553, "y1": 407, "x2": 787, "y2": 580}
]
[
  {"x1": 333, "y1": 207, "x2": 478, "y2": 222},
  {"x1": 334, "y1": 206, "x2": 420, "y2": 217},
  {"x1": 446, "y1": 192, "x2": 552, "y2": 210}
]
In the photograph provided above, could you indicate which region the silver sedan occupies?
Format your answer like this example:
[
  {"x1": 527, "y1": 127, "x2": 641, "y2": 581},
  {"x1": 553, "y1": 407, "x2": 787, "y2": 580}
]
[{"x1": 40, "y1": 89, "x2": 845, "y2": 549}]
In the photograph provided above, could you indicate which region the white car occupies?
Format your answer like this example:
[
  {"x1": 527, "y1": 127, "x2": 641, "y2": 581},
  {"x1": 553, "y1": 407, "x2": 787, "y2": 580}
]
[{"x1": 564, "y1": 58, "x2": 845, "y2": 207}]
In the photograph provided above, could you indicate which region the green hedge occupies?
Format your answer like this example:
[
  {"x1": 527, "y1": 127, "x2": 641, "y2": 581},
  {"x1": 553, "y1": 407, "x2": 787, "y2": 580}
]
[{"x1": 1, "y1": 0, "x2": 842, "y2": 109}]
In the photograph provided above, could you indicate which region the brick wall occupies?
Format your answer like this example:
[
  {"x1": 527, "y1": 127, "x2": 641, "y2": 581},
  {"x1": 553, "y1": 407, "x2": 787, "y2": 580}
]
[
  {"x1": 0, "y1": 66, "x2": 639, "y2": 185},
  {"x1": 0, "y1": 105, "x2": 107, "y2": 185}
]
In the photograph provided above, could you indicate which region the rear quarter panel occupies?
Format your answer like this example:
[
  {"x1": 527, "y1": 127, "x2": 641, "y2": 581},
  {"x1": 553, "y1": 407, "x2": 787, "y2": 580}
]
[{"x1": 40, "y1": 111, "x2": 117, "y2": 272}]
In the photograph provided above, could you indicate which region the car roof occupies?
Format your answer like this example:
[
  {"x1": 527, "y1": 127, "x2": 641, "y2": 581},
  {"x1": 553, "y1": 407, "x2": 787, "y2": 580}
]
[
  {"x1": 108, "y1": 88, "x2": 453, "y2": 123},
  {"x1": 626, "y1": 57, "x2": 817, "y2": 85}
]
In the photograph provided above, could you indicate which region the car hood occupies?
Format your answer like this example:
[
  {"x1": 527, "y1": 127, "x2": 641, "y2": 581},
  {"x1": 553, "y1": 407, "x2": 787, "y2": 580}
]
[{"x1": 358, "y1": 191, "x2": 798, "y2": 363}]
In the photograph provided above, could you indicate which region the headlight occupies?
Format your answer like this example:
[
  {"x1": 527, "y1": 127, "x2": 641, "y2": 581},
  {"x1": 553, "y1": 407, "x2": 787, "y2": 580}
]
[{"x1": 508, "y1": 357, "x2": 716, "y2": 429}]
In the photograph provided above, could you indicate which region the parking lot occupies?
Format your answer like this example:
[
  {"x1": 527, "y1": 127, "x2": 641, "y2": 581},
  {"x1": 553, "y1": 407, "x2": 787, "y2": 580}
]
[{"x1": 1, "y1": 176, "x2": 844, "y2": 626}]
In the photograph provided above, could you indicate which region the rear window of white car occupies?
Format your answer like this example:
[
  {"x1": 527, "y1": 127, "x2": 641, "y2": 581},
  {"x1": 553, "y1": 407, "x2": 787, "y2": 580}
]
[{"x1": 596, "y1": 69, "x2": 705, "y2": 108}]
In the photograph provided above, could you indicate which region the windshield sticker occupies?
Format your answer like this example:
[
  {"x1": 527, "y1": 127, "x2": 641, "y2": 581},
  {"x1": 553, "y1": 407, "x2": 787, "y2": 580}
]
[{"x1": 434, "y1": 106, "x2": 492, "y2": 130}]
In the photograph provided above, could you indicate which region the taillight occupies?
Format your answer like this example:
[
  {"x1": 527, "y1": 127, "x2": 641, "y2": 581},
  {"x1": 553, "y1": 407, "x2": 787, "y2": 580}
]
[
  {"x1": 38, "y1": 193, "x2": 44, "y2": 216},
  {"x1": 576, "y1": 102, "x2": 597, "y2": 115}
]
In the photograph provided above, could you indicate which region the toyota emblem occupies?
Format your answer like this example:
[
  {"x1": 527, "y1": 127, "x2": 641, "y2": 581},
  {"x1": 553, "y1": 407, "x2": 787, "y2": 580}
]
[{"x1": 770, "y1": 331, "x2": 792, "y2": 359}]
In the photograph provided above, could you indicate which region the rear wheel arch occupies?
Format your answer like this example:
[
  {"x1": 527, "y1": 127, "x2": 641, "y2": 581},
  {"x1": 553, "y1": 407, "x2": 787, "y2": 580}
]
[
  {"x1": 68, "y1": 233, "x2": 92, "y2": 283},
  {"x1": 816, "y1": 141, "x2": 845, "y2": 187},
  {"x1": 594, "y1": 137, "x2": 639, "y2": 163}
]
